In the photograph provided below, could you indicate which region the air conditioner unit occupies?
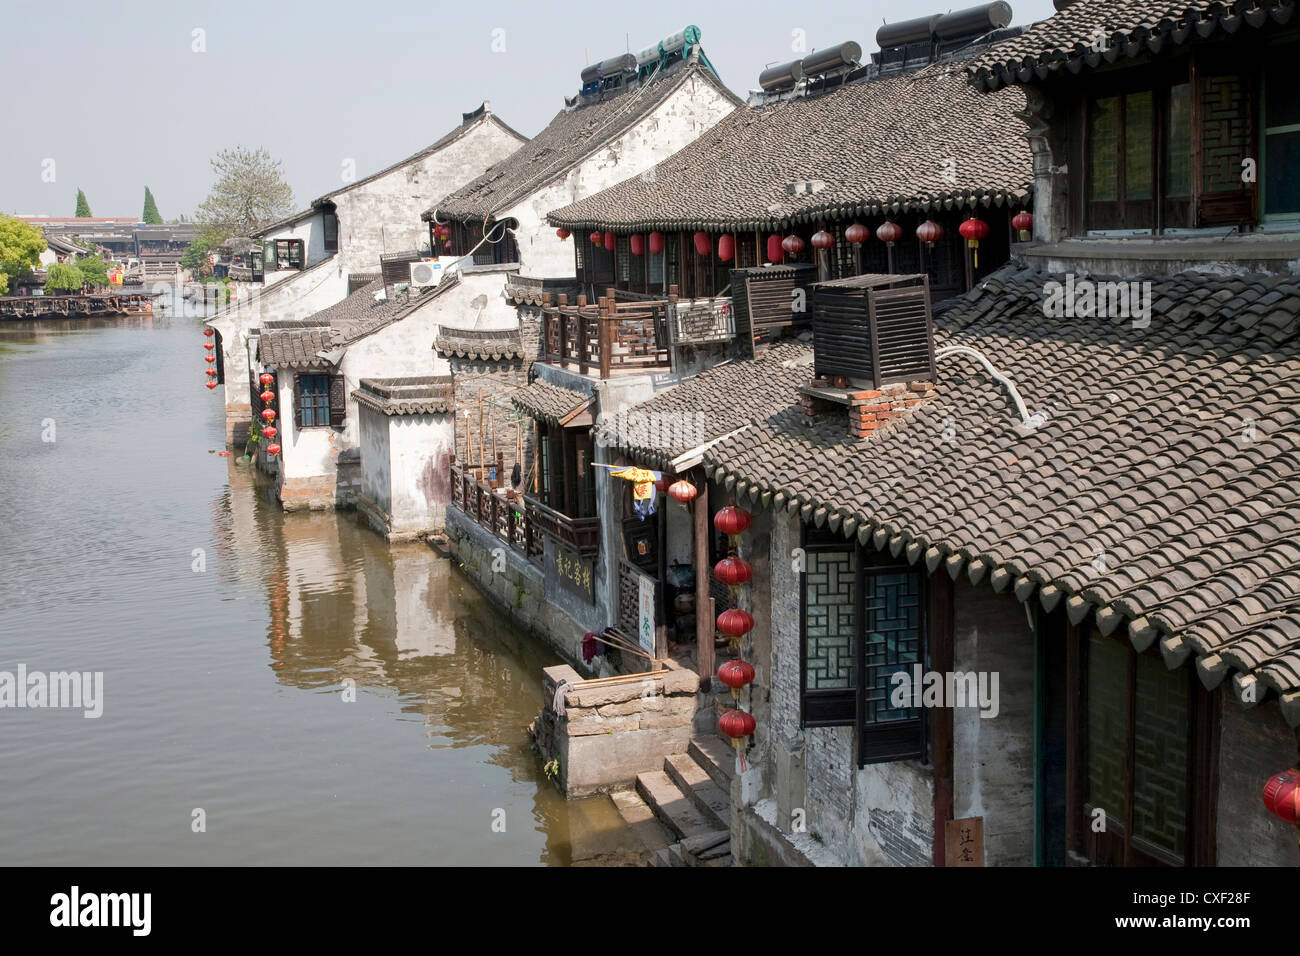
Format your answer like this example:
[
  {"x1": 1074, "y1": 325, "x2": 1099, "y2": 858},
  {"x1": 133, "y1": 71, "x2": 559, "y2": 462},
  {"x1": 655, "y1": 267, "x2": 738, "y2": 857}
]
[{"x1": 409, "y1": 258, "x2": 443, "y2": 289}]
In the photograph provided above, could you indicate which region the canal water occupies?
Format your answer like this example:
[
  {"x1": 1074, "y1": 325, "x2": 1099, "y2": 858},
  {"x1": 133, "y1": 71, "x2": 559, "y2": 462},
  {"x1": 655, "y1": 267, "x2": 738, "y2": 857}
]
[{"x1": 0, "y1": 314, "x2": 641, "y2": 865}]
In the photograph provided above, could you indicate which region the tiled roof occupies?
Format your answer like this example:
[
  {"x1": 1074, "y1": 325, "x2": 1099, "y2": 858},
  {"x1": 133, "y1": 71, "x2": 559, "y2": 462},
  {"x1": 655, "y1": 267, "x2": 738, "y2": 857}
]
[
  {"x1": 969, "y1": 0, "x2": 1297, "y2": 91},
  {"x1": 352, "y1": 376, "x2": 453, "y2": 416},
  {"x1": 548, "y1": 55, "x2": 1031, "y2": 233},
  {"x1": 615, "y1": 266, "x2": 1300, "y2": 723},
  {"x1": 434, "y1": 326, "x2": 523, "y2": 360},
  {"x1": 431, "y1": 61, "x2": 741, "y2": 222},
  {"x1": 257, "y1": 274, "x2": 460, "y2": 369},
  {"x1": 511, "y1": 379, "x2": 593, "y2": 426}
]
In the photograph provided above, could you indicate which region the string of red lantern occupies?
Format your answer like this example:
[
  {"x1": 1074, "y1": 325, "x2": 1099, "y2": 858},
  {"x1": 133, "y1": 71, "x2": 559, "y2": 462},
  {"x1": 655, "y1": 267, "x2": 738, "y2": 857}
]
[
  {"x1": 714, "y1": 500, "x2": 757, "y2": 772},
  {"x1": 258, "y1": 373, "x2": 280, "y2": 459}
]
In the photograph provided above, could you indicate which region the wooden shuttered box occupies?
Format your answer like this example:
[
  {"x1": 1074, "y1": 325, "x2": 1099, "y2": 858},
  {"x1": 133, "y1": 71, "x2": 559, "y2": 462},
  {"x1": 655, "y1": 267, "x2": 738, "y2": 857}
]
[
  {"x1": 730, "y1": 264, "x2": 817, "y2": 357},
  {"x1": 812, "y1": 274, "x2": 935, "y2": 388}
]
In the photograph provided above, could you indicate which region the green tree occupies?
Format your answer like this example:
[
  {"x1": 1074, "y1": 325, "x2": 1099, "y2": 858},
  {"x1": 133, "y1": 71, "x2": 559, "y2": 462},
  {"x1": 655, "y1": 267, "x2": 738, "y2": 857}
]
[
  {"x1": 180, "y1": 231, "x2": 221, "y2": 278},
  {"x1": 141, "y1": 186, "x2": 162, "y2": 224},
  {"x1": 195, "y1": 146, "x2": 293, "y2": 241},
  {"x1": 76, "y1": 254, "x2": 109, "y2": 289},
  {"x1": 45, "y1": 262, "x2": 84, "y2": 293},
  {"x1": 0, "y1": 213, "x2": 47, "y2": 296},
  {"x1": 74, "y1": 188, "x2": 92, "y2": 218}
]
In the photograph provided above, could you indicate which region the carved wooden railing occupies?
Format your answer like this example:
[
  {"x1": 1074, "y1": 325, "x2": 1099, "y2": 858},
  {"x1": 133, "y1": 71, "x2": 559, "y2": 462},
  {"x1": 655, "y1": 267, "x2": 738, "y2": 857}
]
[
  {"x1": 523, "y1": 494, "x2": 601, "y2": 558},
  {"x1": 540, "y1": 287, "x2": 673, "y2": 378},
  {"x1": 449, "y1": 455, "x2": 541, "y2": 562}
]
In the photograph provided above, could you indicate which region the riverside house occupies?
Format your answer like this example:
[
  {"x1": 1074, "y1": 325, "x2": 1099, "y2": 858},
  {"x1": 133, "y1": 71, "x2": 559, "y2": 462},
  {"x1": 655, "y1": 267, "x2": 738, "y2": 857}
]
[
  {"x1": 595, "y1": 0, "x2": 1300, "y2": 867},
  {"x1": 206, "y1": 104, "x2": 527, "y2": 450}
]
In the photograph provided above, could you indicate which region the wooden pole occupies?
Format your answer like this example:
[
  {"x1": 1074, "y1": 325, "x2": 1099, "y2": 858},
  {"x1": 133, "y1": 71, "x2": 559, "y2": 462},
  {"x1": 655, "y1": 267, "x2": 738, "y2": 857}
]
[
  {"x1": 694, "y1": 466, "x2": 713, "y2": 687},
  {"x1": 477, "y1": 390, "x2": 485, "y2": 479}
]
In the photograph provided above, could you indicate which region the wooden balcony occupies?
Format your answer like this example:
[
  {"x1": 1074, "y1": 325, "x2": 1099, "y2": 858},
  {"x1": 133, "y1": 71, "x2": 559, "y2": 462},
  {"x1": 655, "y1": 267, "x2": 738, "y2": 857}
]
[
  {"x1": 539, "y1": 285, "x2": 734, "y2": 379},
  {"x1": 449, "y1": 455, "x2": 542, "y2": 562},
  {"x1": 524, "y1": 494, "x2": 601, "y2": 557}
]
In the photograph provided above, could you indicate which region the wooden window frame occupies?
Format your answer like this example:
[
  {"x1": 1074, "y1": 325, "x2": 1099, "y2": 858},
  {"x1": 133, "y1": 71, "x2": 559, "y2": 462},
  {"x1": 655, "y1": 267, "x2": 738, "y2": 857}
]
[
  {"x1": 295, "y1": 372, "x2": 344, "y2": 429},
  {"x1": 798, "y1": 525, "x2": 929, "y2": 766},
  {"x1": 274, "y1": 238, "x2": 305, "y2": 271},
  {"x1": 322, "y1": 212, "x2": 339, "y2": 254},
  {"x1": 1065, "y1": 621, "x2": 1219, "y2": 867}
]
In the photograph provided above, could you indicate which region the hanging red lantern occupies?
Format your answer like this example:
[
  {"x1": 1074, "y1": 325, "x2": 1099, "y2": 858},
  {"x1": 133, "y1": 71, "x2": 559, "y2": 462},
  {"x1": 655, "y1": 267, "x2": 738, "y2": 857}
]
[
  {"x1": 205, "y1": 367, "x2": 217, "y2": 376},
  {"x1": 718, "y1": 708, "x2": 756, "y2": 769},
  {"x1": 203, "y1": 327, "x2": 214, "y2": 337},
  {"x1": 203, "y1": 342, "x2": 214, "y2": 351},
  {"x1": 604, "y1": 231, "x2": 616, "y2": 251},
  {"x1": 262, "y1": 425, "x2": 278, "y2": 439},
  {"x1": 265, "y1": 443, "x2": 281, "y2": 457},
  {"x1": 205, "y1": 381, "x2": 218, "y2": 390},
  {"x1": 589, "y1": 231, "x2": 603, "y2": 246},
  {"x1": 204, "y1": 354, "x2": 216, "y2": 363},
  {"x1": 876, "y1": 221, "x2": 902, "y2": 245},
  {"x1": 259, "y1": 373, "x2": 275, "y2": 386},
  {"x1": 259, "y1": 389, "x2": 275, "y2": 404},
  {"x1": 714, "y1": 505, "x2": 752, "y2": 538},
  {"x1": 844, "y1": 222, "x2": 868, "y2": 245},
  {"x1": 668, "y1": 479, "x2": 697, "y2": 504},
  {"x1": 714, "y1": 555, "x2": 753, "y2": 587},
  {"x1": 261, "y1": 408, "x2": 276, "y2": 422},
  {"x1": 811, "y1": 229, "x2": 834, "y2": 251},
  {"x1": 717, "y1": 234, "x2": 735, "y2": 263},
  {"x1": 781, "y1": 234, "x2": 805, "y2": 257},
  {"x1": 1012, "y1": 210, "x2": 1034, "y2": 240},
  {"x1": 959, "y1": 216, "x2": 991, "y2": 268},
  {"x1": 648, "y1": 231, "x2": 664, "y2": 255},
  {"x1": 629, "y1": 233, "x2": 645, "y2": 256},
  {"x1": 693, "y1": 231, "x2": 712, "y2": 256},
  {"x1": 654, "y1": 475, "x2": 669, "y2": 493},
  {"x1": 717, "y1": 659, "x2": 755, "y2": 701},
  {"x1": 717, "y1": 608, "x2": 755, "y2": 640},
  {"x1": 556, "y1": 228, "x2": 570, "y2": 241},
  {"x1": 766, "y1": 234, "x2": 784, "y2": 263},
  {"x1": 1262, "y1": 767, "x2": 1300, "y2": 827},
  {"x1": 916, "y1": 219, "x2": 945, "y2": 247}
]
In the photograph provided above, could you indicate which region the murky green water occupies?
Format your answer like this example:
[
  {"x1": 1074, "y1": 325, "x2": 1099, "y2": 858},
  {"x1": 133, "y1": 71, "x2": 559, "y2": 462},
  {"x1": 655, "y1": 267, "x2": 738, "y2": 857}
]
[{"x1": 0, "y1": 316, "x2": 639, "y2": 865}]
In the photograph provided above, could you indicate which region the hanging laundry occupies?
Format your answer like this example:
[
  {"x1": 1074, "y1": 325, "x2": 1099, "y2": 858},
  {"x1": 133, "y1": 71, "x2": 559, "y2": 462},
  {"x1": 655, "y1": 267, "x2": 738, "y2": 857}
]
[{"x1": 604, "y1": 465, "x2": 663, "y2": 519}]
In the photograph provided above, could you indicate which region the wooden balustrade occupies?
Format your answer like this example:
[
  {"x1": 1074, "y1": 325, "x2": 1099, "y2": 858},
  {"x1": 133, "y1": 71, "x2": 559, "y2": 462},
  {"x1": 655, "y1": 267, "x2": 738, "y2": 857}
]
[{"x1": 448, "y1": 455, "x2": 541, "y2": 562}]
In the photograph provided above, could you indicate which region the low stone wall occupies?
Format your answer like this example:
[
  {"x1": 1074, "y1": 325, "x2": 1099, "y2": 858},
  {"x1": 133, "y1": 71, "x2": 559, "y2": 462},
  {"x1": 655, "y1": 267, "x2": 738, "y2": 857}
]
[
  {"x1": 225, "y1": 402, "x2": 251, "y2": 448},
  {"x1": 277, "y1": 458, "x2": 360, "y2": 512},
  {"x1": 537, "y1": 661, "x2": 701, "y2": 797}
]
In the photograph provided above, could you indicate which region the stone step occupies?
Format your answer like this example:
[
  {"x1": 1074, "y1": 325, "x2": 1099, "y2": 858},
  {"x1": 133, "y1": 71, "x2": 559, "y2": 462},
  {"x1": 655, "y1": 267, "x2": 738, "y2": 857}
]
[
  {"x1": 688, "y1": 734, "x2": 736, "y2": 791},
  {"x1": 664, "y1": 753, "x2": 731, "y2": 832},
  {"x1": 610, "y1": 788, "x2": 674, "y2": 856},
  {"x1": 635, "y1": 770, "x2": 720, "y2": 842}
]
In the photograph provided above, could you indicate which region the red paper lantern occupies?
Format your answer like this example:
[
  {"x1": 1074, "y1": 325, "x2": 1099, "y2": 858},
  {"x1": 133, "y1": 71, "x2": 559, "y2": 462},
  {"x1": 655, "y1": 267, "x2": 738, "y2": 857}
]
[
  {"x1": 959, "y1": 217, "x2": 991, "y2": 268},
  {"x1": 844, "y1": 223, "x2": 868, "y2": 245},
  {"x1": 648, "y1": 231, "x2": 664, "y2": 255},
  {"x1": 714, "y1": 505, "x2": 752, "y2": 537},
  {"x1": 717, "y1": 660, "x2": 755, "y2": 701},
  {"x1": 668, "y1": 479, "x2": 697, "y2": 504},
  {"x1": 203, "y1": 328, "x2": 214, "y2": 337},
  {"x1": 916, "y1": 220, "x2": 945, "y2": 247},
  {"x1": 260, "y1": 373, "x2": 275, "y2": 386},
  {"x1": 556, "y1": 228, "x2": 571, "y2": 240},
  {"x1": 1012, "y1": 210, "x2": 1034, "y2": 239},
  {"x1": 265, "y1": 443, "x2": 281, "y2": 457},
  {"x1": 718, "y1": 709, "x2": 757, "y2": 767},
  {"x1": 630, "y1": 233, "x2": 645, "y2": 256},
  {"x1": 204, "y1": 354, "x2": 216, "y2": 363},
  {"x1": 261, "y1": 408, "x2": 276, "y2": 422},
  {"x1": 693, "y1": 231, "x2": 712, "y2": 256},
  {"x1": 1262, "y1": 768, "x2": 1300, "y2": 825},
  {"x1": 262, "y1": 425, "x2": 277, "y2": 439},
  {"x1": 811, "y1": 229, "x2": 834, "y2": 250},
  {"x1": 604, "y1": 231, "x2": 616, "y2": 251},
  {"x1": 205, "y1": 368, "x2": 218, "y2": 376},
  {"x1": 205, "y1": 381, "x2": 218, "y2": 390},
  {"x1": 203, "y1": 342, "x2": 214, "y2": 350},
  {"x1": 714, "y1": 555, "x2": 753, "y2": 587},
  {"x1": 781, "y1": 234, "x2": 805, "y2": 256},
  {"x1": 717, "y1": 234, "x2": 735, "y2": 263},
  {"x1": 766, "y1": 234, "x2": 784, "y2": 263},
  {"x1": 717, "y1": 608, "x2": 755, "y2": 639},
  {"x1": 260, "y1": 389, "x2": 276, "y2": 404},
  {"x1": 589, "y1": 231, "x2": 603, "y2": 246},
  {"x1": 654, "y1": 475, "x2": 669, "y2": 493},
  {"x1": 876, "y1": 221, "x2": 902, "y2": 245}
]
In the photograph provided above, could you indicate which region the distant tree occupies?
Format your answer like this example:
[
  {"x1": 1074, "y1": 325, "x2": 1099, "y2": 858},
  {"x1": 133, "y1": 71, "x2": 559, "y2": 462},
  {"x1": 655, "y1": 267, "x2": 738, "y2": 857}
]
[
  {"x1": 0, "y1": 213, "x2": 47, "y2": 295},
  {"x1": 76, "y1": 254, "x2": 110, "y2": 289},
  {"x1": 180, "y1": 231, "x2": 220, "y2": 278},
  {"x1": 45, "y1": 262, "x2": 84, "y2": 293},
  {"x1": 195, "y1": 146, "x2": 293, "y2": 241},
  {"x1": 74, "y1": 188, "x2": 92, "y2": 218},
  {"x1": 142, "y1": 187, "x2": 162, "y2": 224}
]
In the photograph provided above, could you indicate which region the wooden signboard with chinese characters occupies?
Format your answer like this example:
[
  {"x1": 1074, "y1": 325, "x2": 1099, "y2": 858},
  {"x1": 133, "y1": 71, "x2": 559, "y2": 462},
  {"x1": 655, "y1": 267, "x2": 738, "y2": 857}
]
[
  {"x1": 553, "y1": 546, "x2": 595, "y2": 604},
  {"x1": 945, "y1": 817, "x2": 984, "y2": 867}
]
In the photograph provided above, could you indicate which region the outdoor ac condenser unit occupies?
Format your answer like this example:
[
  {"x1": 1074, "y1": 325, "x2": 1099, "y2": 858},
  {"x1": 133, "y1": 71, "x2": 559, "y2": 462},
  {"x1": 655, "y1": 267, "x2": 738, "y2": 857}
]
[{"x1": 408, "y1": 259, "x2": 443, "y2": 289}]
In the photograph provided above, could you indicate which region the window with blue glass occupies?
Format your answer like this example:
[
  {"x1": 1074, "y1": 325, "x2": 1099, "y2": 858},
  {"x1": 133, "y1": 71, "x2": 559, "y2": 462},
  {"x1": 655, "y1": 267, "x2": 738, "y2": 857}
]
[
  {"x1": 800, "y1": 526, "x2": 927, "y2": 765},
  {"x1": 297, "y1": 374, "x2": 332, "y2": 428}
]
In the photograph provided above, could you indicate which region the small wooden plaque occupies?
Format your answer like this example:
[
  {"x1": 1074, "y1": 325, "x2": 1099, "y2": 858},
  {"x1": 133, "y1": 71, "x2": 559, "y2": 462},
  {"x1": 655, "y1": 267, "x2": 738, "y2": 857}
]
[{"x1": 945, "y1": 817, "x2": 984, "y2": 867}]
